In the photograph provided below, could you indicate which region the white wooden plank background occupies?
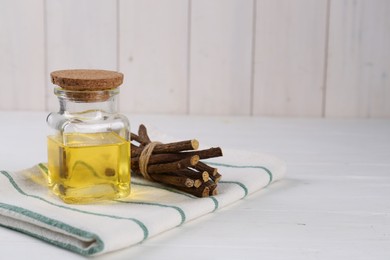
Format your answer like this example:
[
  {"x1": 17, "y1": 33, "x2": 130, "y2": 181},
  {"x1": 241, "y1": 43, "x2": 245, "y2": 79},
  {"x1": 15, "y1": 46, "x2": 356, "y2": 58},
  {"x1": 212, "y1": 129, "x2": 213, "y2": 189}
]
[
  {"x1": 0, "y1": 0, "x2": 45, "y2": 111},
  {"x1": 326, "y1": 0, "x2": 390, "y2": 117},
  {"x1": 0, "y1": 0, "x2": 389, "y2": 117},
  {"x1": 189, "y1": 0, "x2": 253, "y2": 115},
  {"x1": 119, "y1": 0, "x2": 188, "y2": 114},
  {"x1": 253, "y1": 0, "x2": 328, "y2": 117}
]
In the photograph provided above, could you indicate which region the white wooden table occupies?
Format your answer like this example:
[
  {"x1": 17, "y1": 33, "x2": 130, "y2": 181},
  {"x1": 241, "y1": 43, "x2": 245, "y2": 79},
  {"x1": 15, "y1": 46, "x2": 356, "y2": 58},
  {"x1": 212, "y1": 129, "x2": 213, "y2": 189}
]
[{"x1": 0, "y1": 111, "x2": 389, "y2": 260}]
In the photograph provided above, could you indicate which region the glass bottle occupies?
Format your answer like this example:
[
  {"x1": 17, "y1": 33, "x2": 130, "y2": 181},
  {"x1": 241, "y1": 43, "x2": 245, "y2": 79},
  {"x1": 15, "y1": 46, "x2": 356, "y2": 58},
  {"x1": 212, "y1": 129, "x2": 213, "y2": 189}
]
[{"x1": 46, "y1": 69, "x2": 130, "y2": 203}]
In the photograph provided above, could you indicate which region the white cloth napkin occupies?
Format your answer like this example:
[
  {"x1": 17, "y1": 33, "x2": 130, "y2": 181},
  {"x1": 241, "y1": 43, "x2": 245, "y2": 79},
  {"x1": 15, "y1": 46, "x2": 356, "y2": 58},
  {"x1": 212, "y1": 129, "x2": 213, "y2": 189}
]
[{"x1": 0, "y1": 148, "x2": 286, "y2": 256}]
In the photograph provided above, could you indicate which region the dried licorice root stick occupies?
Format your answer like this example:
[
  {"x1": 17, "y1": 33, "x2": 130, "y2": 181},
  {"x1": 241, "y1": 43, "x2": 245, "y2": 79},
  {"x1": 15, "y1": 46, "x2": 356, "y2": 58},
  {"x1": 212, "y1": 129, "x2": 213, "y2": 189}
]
[
  {"x1": 131, "y1": 147, "x2": 222, "y2": 167},
  {"x1": 147, "y1": 156, "x2": 199, "y2": 174},
  {"x1": 130, "y1": 124, "x2": 223, "y2": 197},
  {"x1": 131, "y1": 140, "x2": 199, "y2": 157},
  {"x1": 149, "y1": 173, "x2": 195, "y2": 188}
]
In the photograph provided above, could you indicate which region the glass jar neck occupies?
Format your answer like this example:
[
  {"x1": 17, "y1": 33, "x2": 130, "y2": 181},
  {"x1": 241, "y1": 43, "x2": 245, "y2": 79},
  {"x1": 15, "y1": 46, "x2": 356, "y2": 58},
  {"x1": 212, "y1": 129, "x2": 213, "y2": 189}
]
[{"x1": 55, "y1": 88, "x2": 119, "y2": 114}]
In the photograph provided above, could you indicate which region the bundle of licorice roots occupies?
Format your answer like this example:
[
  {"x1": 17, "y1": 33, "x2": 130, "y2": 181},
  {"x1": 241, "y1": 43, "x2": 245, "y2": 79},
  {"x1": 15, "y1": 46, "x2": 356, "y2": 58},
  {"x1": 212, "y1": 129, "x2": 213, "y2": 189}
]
[{"x1": 130, "y1": 125, "x2": 223, "y2": 197}]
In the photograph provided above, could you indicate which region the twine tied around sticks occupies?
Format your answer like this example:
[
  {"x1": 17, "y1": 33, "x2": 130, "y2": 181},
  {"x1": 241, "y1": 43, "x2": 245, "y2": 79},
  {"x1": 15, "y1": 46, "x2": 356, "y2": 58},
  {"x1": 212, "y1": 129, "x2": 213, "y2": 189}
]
[{"x1": 138, "y1": 141, "x2": 161, "y2": 180}]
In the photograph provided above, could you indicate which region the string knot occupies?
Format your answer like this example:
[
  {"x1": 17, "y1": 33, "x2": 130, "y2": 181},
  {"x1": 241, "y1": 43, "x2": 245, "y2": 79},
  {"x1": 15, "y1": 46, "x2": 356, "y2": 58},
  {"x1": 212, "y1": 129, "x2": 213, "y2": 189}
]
[{"x1": 138, "y1": 142, "x2": 161, "y2": 180}]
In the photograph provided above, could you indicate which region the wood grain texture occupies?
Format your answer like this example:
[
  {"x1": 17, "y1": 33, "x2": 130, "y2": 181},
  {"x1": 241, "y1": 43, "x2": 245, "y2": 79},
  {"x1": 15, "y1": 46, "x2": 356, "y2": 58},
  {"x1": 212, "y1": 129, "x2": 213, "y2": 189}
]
[
  {"x1": 0, "y1": 0, "x2": 45, "y2": 111},
  {"x1": 326, "y1": 0, "x2": 390, "y2": 117},
  {"x1": 45, "y1": 0, "x2": 117, "y2": 111},
  {"x1": 1, "y1": 0, "x2": 390, "y2": 118},
  {"x1": 253, "y1": 0, "x2": 328, "y2": 116},
  {"x1": 189, "y1": 0, "x2": 253, "y2": 115},
  {"x1": 119, "y1": 0, "x2": 188, "y2": 114}
]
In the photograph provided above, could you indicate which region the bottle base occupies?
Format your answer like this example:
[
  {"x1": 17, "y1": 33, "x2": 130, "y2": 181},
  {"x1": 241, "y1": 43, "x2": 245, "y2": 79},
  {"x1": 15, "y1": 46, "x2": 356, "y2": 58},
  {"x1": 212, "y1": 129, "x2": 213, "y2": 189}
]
[{"x1": 51, "y1": 183, "x2": 130, "y2": 204}]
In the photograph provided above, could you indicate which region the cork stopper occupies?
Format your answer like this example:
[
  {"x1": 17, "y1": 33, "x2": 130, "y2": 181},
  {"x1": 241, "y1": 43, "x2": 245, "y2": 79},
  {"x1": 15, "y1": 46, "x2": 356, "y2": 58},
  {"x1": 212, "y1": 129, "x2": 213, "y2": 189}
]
[
  {"x1": 51, "y1": 69, "x2": 124, "y2": 91},
  {"x1": 50, "y1": 69, "x2": 123, "y2": 102}
]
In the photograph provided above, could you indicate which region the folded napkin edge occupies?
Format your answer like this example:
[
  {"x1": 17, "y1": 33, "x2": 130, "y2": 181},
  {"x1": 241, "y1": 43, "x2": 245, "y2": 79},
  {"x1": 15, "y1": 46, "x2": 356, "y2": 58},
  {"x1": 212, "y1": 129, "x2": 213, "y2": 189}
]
[{"x1": 0, "y1": 201, "x2": 104, "y2": 256}]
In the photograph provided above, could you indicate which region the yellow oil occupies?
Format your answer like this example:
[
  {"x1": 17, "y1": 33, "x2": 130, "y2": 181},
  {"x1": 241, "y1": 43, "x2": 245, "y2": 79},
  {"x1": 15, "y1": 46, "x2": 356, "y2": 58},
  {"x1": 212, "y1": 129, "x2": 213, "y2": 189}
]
[{"x1": 47, "y1": 132, "x2": 130, "y2": 203}]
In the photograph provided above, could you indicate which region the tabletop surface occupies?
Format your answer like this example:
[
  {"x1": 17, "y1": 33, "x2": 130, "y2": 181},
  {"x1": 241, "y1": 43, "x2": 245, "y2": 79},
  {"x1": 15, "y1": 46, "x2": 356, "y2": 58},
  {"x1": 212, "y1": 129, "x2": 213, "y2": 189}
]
[{"x1": 0, "y1": 111, "x2": 389, "y2": 260}]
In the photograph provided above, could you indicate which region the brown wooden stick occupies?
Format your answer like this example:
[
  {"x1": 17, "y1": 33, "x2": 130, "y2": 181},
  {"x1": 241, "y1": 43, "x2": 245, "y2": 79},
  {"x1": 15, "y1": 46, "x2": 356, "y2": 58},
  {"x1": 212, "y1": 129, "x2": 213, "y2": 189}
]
[
  {"x1": 130, "y1": 133, "x2": 144, "y2": 145},
  {"x1": 209, "y1": 184, "x2": 218, "y2": 196},
  {"x1": 210, "y1": 188, "x2": 218, "y2": 196},
  {"x1": 131, "y1": 147, "x2": 222, "y2": 164},
  {"x1": 155, "y1": 140, "x2": 199, "y2": 153},
  {"x1": 175, "y1": 169, "x2": 205, "y2": 188},
  {"x1": 147, "y1": 155, "x2": 199, "y2": 174},
  {"x1": 175, "y1": 147, "x2": 222, "y2": 160},
  {"x1": 131, "y1": 153, "x2": 184, "y2": 166},
  {"x1": 175, "y1": 168, "x2": 209, "y2": 182},
  {"x1": 193, "y1": 161, "x2": 218, "y2": 176},
  {"x1": 175, "y1": 185, "x2": 210, "y2": 198},
  {"x1": 134, "y1": 170, "x2": 208, "y2": 197},
  {"x1": 138, "y1": 124, "x2": 151, "y2": 144},
  {"x1": 193, "y1": 179, "x2": 202, "y2": 188},
  {"x1": 131, "y1": 140, "x2": 200, "y2": 157},
  {"x1": 210, "y1": 172, "x2": 222, "y2": 183},
  {"x1": 150, "y1": 174, "x2": 194, "y2": 188},
  {"x1": 201, "y1": 180, "x2": 218, "y2": 196}
]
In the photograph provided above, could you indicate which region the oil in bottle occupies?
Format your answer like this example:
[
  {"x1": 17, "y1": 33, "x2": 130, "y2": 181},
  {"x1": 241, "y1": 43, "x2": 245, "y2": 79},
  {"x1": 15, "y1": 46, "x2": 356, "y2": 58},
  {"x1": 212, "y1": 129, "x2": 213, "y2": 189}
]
[{"x1": 47, "y1": 132, "x2": 130, "y2": 203}]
